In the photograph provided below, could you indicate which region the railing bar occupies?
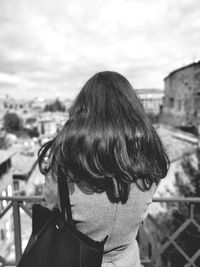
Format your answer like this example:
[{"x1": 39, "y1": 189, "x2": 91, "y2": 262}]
[
  {"x1": 171, "y1": 240, "x2": 195, "y2": 265},
  {"x1": 4, "y1": 262, "x2": 16, "y2": 266},
  {"x1": 13, "y1": 200, "x2": 22, "y2": 266},
  {"x1": 1, "y1": 196, "x2": 200, "y2": 266},
  {"x1": 191, "y1": 219, "x2": 200, "y2": 232},
  {"x1": 0, "y1": 203, "x2": 12, "y2": 219},
  {"x1": 19, "y1": 202, "x2": 32, "y2": 217},
  {"x1": 189, "y1": 249, "x2": 200, "y2": 262},
  {"x1": 153, "y1": 197, "x2": 200, "y2": 203},
  {"x1": 151, "y1": 219, "x2": 191, "y2": 260},
  {"x1": 190, "y1": 204, "x2": 194, "y2": 219},
  {"x1": 168, "y1": 219, "x2": 191, "y2": 241},
  {"x1": 184, "y1": 263, "x2": 196, "y2": 267},
  {"x1": 0, "y1": 196, "x2": 44, "y2": 201},
  {"x1": 1, "y1": 196, "x2": 200, "y2": 202}
]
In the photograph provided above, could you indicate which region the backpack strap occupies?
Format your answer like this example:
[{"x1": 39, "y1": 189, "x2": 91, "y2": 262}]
[{"x1": 57, "y1": 172, "x2": 73, "y2": 225}]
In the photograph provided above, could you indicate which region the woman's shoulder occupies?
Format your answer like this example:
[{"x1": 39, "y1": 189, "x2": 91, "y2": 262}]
[{"x1": 43, "y1": 171, "x2": 158, "y2": 211}]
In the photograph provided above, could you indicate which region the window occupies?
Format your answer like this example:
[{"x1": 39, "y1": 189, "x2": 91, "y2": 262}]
[
  {"x1": 0, "y1": 162, "x2": 7, "y2": 175},
  {"x1": 7, "y1": 159, "x2": 11, "y2": 169},
  {"x1": 169, "y1": 97, "x2": 174, "y2": 108},
  {"x1": 0, "y1": 229, "x2": 5, "y2": 241},
  {"x1": 13, "y1": 180, "x2": 20, "y2": 192}
]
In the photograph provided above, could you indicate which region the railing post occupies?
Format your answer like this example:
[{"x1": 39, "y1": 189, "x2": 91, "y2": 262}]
[
  {"x1": 190, "y1": 203, "x2": 194, "y2": 219},
  {"x1": 13, "y1": 200, "x2": 22, "y2": 265}
]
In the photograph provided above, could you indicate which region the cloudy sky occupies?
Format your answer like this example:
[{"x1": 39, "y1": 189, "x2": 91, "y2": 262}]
[{"x1": 0, "y1": 0, "x2": 200, "y2": 100}]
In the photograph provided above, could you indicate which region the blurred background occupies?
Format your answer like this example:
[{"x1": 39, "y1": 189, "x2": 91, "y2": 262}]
[{"x1": 0, "y1": 0, "x2": 200, "y2": 266}]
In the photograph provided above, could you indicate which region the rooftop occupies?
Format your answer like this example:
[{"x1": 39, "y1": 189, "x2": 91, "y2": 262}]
[
  {"x1": 164, "y1": 60, "x2": 200, "y2": 80},
  {"x1": 0, "y1": 149, "x2": 15, "y2": 165},
  {"x1": 12, "y1": 152, "x2": 37, "y2": 176},
  {"x1": 135, "y1": 88, "x2": 164, "y2": 95}
]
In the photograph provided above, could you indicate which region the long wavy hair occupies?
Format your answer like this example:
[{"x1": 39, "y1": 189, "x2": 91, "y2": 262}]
[{"x1": 38, "y1": 71, "x2": 169, "y2": 204}]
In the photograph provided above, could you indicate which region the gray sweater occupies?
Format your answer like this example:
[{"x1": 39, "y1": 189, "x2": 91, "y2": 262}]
[{"x1": 44, "y1": 175, "x2": 157, "y2": 267}]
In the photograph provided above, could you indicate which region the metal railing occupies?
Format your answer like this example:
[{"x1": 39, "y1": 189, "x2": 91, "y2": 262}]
[
  {"x1": 140, "y1": 197, "x2": 200, "y2": 267},
  {"x1": 0, "y1": 197, "x2": 200, "y2": 267},
  {"x1": 0, "y1": 196, "x2": 44, "y2": 267}
]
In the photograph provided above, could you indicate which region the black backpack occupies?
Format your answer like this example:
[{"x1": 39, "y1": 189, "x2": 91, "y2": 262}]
[{"x1": 17, "y1": 175, "x2": 107, "y2": 267}]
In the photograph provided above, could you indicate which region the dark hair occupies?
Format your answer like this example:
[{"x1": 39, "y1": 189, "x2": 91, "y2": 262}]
[{"x1": 38, "y1": 71, "x2": 169, "y2": 204}]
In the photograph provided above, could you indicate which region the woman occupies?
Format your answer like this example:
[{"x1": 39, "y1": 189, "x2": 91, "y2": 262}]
[{"x1": 38, "y1": 71, "x2": 169, "y2": 266}]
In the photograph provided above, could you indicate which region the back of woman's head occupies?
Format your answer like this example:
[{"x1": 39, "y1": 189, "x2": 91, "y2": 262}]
[{"x1": 39, "y1": 71, "x2": 169, "y2": 204}]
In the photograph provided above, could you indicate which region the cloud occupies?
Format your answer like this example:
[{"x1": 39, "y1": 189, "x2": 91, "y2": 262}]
[{"x1": 0, "y1": 0, "x2": 200, "y2": 99}]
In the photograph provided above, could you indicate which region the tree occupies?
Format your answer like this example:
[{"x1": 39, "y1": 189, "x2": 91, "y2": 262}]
[
  {"x1": 3, "y1": 112, "x2": 23, "y2": 133},
  {"x1": 44, "y1": 98, "x2": 65, "y2": 112}
]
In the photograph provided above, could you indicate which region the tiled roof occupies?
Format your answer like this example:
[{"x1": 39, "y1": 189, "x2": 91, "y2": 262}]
[{"x1": 164, "y1": 61, "x2": 200, "y2": 80}]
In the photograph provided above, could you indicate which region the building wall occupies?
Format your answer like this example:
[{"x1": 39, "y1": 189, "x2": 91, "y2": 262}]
[
  {"x1": 3, "y1": 97, "x2": 32, "y2": 112},
  {"x1": 38, "y1": 120, "x2": 57, "y2": 136},
  {"x1": 193, "y1": 63, "x2": 200, "y2": 119},
  {"x1": 0, "y1": 155, "x2": 13, "y2": 244},
  {"x1": 161, "y1": 61, "x2": 200, "y2": 128},
  {"x1": 136, "y1": 89, "x2": 164, "y2": 115}
]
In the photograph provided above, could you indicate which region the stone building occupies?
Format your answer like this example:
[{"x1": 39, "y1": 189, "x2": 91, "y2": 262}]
[
  {"x1": 135, "y1": 89, "x2": 164, "y2": 115},
  {"x1": 2, "y1": 97, "x2": 32, "y2": 112},
  {"x1": 160, "y1": 61, "x2": 200, "y2": 131},
  {"x1": 38, "y1": 118, "x2": 57, "y2": 137},
  {"x1": 0, "y1": 150, "x2": 14, "y2": 243}
]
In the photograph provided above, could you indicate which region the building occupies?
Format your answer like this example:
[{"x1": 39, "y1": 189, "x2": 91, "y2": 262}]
[
  {"x1": 31, "y1": 97, "x2": 46, "y2": 111},
  {"x1": 2, "y1": 97, "x2": 32, "y2": 113},
  {"x1": 12, "y1": 153, "x2": 37, "y2": 195},
  {"x1": 135, "y1": 89, "x2": 164, "y2": 114},
  {"x1": 10, "y1": 141, "x2": 43, "y2": 196},
  {"x1": 38, "y1": 111, "x2": 68, "y2": 140},
  {"x1": 0, "y1": 146, "x2": 43, "y2": 258},
  {"x1": 160, "y1": 61, "x2": 200, "y2": 131},
  {"x1": 0, "y1": 150, "x2": 14, "y2": 243},
  {"x1": 38, "y1": 118, "x2": 57, "y2": 137},
  {"x1": 0, "y1": 150, "x2": 14, "y2": 207}
]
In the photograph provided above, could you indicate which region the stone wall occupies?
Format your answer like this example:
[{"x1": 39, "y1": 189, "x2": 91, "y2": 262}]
[{"x1": 160, "y1": 61, "x2": 200, "y2": 129}]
